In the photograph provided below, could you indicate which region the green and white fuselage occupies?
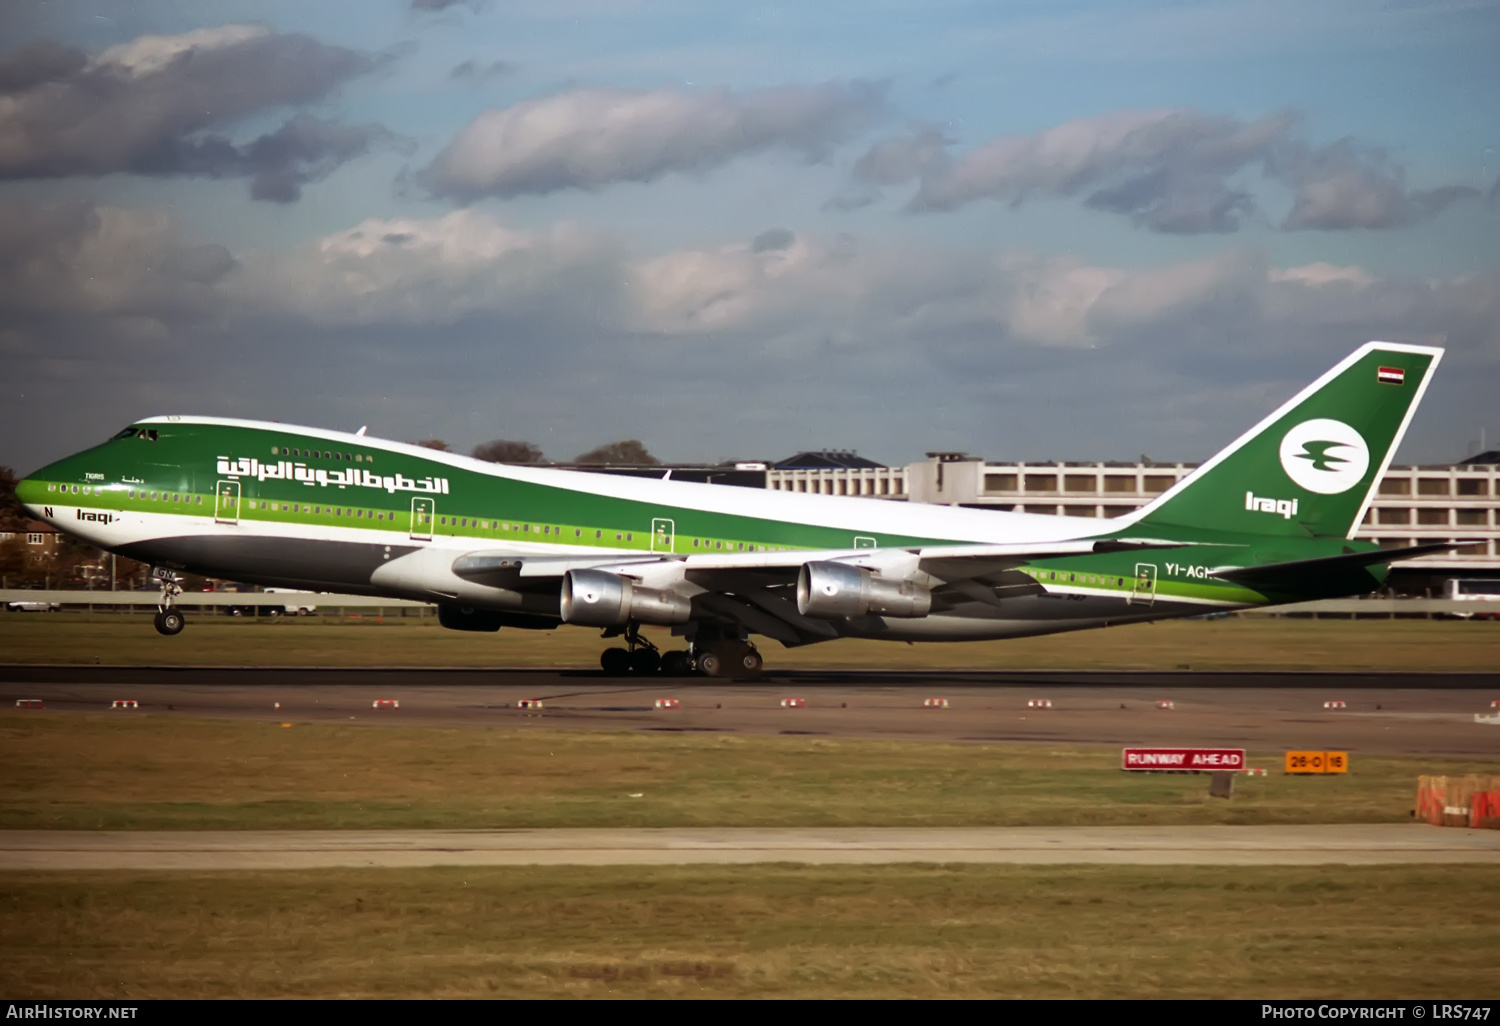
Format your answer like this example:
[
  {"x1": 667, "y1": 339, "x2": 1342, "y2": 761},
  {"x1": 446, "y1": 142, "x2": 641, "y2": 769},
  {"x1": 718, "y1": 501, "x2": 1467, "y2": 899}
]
[{"x1": 17, "y1": 342, "x2": 1447, "y2": 655}]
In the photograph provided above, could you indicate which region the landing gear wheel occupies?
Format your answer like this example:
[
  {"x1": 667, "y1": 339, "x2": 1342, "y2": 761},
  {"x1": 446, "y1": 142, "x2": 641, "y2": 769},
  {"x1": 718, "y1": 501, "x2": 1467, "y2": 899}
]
[
  {"x1": 738, "y1": 649, "x2": 764, "y2": 677},
  {"x1": 600, "y1": 647, "x2": 632, "y2": 676},
  {"x1": 629, "y1": 648, "x2": 662, "y2": 675},
  {"x1": 154, "y1": 610, "x2": 185, "y2": 636},
  {"x1": 661, "y1": 650, "x2": 693, "y2": 677},
  {"x1": 695, "y1": 651, "x2": 722, "y2": 677}
]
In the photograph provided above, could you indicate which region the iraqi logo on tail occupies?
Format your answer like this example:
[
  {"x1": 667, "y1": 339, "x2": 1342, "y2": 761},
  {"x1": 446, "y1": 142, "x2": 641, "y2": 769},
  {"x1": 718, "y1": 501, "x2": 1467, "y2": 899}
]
[{"x1": 1278, "y1": 419, "x2": 1370, "y2": 495}]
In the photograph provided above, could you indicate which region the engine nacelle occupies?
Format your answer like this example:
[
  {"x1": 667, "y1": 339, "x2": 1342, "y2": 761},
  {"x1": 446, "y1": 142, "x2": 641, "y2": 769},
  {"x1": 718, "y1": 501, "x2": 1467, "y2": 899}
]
[
  {"x1": 796, "y1": 561, "x2": 932, "y2": 619},
  {"x1": 560, "y1": 569, "x2": 692, "y2": 627}
]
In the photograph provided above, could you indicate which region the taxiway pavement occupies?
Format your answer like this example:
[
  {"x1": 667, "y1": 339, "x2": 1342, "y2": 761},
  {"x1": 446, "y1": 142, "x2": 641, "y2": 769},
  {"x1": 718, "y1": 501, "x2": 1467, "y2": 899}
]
[{"x1": 3, "y1": 825, "x2": 1497, "y2": 869}]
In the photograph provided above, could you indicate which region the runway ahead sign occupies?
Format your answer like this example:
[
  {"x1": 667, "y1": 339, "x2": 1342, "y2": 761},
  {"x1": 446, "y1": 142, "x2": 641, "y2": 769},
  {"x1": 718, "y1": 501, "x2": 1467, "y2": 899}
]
[{"x1": 1122, "y1": 748, "x2": 1245, "y2": 772}]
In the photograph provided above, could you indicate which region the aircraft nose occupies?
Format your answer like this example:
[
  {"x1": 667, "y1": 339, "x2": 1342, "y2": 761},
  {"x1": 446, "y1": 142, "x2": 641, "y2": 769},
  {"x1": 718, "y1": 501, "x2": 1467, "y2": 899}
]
[{"x1": 16, "y1": 461, "x2": 69, "y2": 520}]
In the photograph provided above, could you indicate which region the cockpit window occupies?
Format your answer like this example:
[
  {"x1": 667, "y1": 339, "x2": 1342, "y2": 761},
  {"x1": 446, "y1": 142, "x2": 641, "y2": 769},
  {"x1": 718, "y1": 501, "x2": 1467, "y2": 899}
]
[
  {"x1": 140, "y1": 429, "x2": 158, "y2": 441},
  {"x1": 111, "y1": 427, "x2": 138, "y2": 440}
]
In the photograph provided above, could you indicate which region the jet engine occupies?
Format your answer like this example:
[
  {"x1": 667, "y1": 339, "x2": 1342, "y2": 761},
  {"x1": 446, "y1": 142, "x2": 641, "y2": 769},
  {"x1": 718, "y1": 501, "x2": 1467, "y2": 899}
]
[
  {"x1": 796, "y1": 561, "x2": 932, "y2": 619},
  {"x1": 559, "y1": 569, "x2": 692, "y2": 627}
]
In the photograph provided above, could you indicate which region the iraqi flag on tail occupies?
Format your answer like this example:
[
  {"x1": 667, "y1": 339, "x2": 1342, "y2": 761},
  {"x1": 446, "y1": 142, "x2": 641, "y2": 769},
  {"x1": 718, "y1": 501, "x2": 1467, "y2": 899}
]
[{"x1": 1377, "y1": 366, "x2": 1406, "y2": 386}]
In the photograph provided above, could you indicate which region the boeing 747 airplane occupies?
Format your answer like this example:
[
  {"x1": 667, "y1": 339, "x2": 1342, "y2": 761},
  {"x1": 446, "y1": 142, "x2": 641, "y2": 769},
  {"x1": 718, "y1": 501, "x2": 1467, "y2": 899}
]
[{"x1": 17, "y1": 342, "x2": 1456, "y2": 677}]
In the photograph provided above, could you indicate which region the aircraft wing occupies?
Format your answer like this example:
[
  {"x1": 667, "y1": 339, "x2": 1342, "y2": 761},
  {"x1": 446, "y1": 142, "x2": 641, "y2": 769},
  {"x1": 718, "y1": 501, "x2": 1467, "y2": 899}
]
[
  {"x1": 454, "y1": 536, "x2": 1193, "y2": 584},
  {"x1": 1208, "y1": 541, "x2": 1476, "y2": 590},
  {"x1": 444, "y1": 536, "x2": 1195, "y2": 646}
]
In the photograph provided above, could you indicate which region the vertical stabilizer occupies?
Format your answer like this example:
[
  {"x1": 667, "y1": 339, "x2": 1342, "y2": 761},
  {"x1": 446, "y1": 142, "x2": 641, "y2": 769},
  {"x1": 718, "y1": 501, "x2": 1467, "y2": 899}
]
[{"x1": 1126, "y1": 342, "x2": 1442, "y2": 539}]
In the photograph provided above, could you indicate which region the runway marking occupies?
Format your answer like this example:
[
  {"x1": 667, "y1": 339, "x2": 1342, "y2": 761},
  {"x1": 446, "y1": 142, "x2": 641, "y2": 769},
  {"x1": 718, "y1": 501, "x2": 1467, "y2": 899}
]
[{"x1": 3, "y1": 825, "x2": 1497, "y2": 869}]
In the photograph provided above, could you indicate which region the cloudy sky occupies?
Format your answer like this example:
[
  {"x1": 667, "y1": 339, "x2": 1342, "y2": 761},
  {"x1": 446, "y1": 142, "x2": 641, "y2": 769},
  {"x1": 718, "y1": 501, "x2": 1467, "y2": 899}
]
[{"x1": 3, "y1": 0, "x2": 1498, "y2": 474}]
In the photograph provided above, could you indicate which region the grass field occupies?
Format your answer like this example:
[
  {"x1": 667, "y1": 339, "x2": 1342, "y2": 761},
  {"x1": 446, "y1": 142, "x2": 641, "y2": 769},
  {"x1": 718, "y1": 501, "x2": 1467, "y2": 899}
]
[
  {"x1": 3, "y1": 713, "x2": 1493, "y2": 830},
  {"x1": 2, "y1": 612, "x2": 1498, "y2": 670},
  {"x1": 4, "y1": 864, "x2": 1497, "y2": 998}
]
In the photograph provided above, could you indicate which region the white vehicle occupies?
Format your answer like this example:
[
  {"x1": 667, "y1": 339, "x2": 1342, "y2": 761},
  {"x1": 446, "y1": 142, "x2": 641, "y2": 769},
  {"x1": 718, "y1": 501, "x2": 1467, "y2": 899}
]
[
  {"x1": 5, "y1": 600, "x2": 60, "y2": 612},
  {"x1": 262, "y1": 588, "x2": 318, "y2": 616},
  {"x1": 1445, "y1": 578, "x2": 1500, "y2": 619},
  {"x1": 223, "y1": 589, "x2": 317, "y2": 617}
]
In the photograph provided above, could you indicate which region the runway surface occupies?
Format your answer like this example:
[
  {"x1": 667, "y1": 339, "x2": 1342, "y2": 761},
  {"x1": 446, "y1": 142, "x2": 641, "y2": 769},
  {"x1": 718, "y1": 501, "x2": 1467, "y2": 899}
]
[
  {"x1": 3, "y1": 825, "x2": 1497, "y2": 869},
  {"x1": 4, "y1": 666, "x2": 1497, "y2": 756},
  {"x1": 3, "y1": 665, "x2": 1496, "y2": 688}
]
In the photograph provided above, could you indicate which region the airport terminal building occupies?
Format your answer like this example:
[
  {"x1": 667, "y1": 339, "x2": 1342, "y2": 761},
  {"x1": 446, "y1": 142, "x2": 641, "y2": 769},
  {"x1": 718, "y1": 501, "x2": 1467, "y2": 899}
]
[{"x1": 767, "y1": 450, "x2": 1500, "y2": 594}]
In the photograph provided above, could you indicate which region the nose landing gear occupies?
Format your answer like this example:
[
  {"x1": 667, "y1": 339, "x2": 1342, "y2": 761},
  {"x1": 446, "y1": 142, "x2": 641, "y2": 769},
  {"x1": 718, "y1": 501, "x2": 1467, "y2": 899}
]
[
  {"x1": 154, "y1": 609, "x2": 185, "y2": 636},
  {"x1": 152, "y1": 570, "x2": 185, "y2": 636}
]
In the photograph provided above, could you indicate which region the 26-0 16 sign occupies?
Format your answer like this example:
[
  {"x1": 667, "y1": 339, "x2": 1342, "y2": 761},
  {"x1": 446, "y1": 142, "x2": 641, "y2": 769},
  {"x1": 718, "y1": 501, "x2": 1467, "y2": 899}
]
[{"x1": 1122, "y1": 748, "x2": 1245, "y2": 771}]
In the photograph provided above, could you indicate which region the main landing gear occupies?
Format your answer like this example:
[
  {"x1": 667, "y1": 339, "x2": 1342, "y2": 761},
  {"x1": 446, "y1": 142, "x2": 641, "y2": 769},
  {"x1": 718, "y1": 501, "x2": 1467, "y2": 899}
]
[
  {"x1": 598, "y1": 622, "x2": 764, "y2": 678},
  {"x1": 599, "y1": 622, "x2": 676, "y2": 676},
  {"x1": 153, "y1": 570, "x2": 185, "y2": 636}
]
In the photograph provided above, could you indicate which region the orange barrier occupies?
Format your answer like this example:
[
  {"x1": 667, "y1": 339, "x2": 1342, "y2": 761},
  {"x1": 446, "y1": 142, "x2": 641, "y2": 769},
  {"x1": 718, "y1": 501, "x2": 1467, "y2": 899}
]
[
  {"x1": 1416, "y1": 775, "x2": 1500, "y2": 829},
  {"x1": 1472, "y1": 780, "x2": 1500, "y2": 830}
]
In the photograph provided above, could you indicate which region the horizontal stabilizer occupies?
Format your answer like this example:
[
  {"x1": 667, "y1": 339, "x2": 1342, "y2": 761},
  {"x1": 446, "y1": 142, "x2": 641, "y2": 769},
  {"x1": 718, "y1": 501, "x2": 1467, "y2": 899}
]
[{"x1": 1209, "y1": 541, "x2": 1470, "y2": 589}]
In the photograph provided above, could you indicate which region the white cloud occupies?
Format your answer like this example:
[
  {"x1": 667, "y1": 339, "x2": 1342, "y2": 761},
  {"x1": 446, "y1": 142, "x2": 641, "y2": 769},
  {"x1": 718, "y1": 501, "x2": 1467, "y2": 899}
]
[
  {"x1": 419, "y1": 82, "x2": 884, "y2": 201},
  {"x1": 0, "y1": 26, "x2": 387, "y2": 201},
  {"x1": 91, "y1": 25, "x2": 271, "y2": 79},
  {"x1": 4, "y1": 201, "x2": 1496, "y2": 473},
  {"x1": 236, "y1": 210, "x2": 619, "y2": 326},
  {"x1": 850, "y1": 106, "x2": 1485, "y2": 234}
]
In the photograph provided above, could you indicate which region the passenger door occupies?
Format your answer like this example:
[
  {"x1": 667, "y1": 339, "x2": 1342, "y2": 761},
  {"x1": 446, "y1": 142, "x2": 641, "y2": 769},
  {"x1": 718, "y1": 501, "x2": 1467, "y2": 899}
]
[
  {"x1": 214, "y1": 480, "x2": 240, "y2": 524},
  {"x1": 1128, "y1": 562, "x2": 1157, "y2": 606},
  {"x1": 410, "y1": 497, "x2": 434, "y2": 541},
  {"x1": 651, "y1": 518, "x2": 675, "y2": 554}
]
